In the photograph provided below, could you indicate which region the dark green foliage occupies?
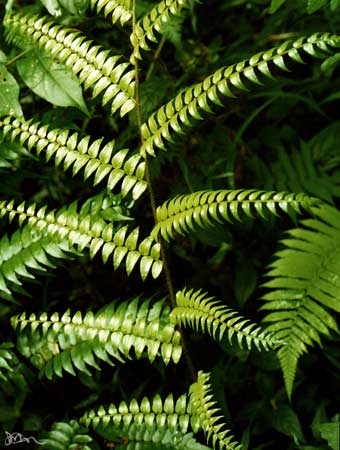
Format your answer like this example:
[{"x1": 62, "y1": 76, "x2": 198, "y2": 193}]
[{"x1": 0, "y1": 0, "x2": 339, "y2": 449}]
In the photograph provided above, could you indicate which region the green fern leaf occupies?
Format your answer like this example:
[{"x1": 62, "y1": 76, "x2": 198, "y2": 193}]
[
  {"x1": 0, "y1": 342, "x2": 34, "y2": 395},
  {"x1": 0, "y1": 197, "x2": 162, "y2": 281},
  {"x1": 13, "y1": 297, "x2": 182, "y2": 378},
  {"x1": 152, "y1": 189, "x2": 319, "y2": 242},
  {"x1": 188, "y1": 371, "x2": 242, "y2": 450},
  {"x1": 261, "y1": 203, "x2": 340, "y2": 398},
  {"x1": 130, "y1": 0, "x2": 197, "y2": 63},
  {"x1": 4, "y1": 13, "x2": 136, "y2": 117},
  {"x1": 95, "y1": 422, "x2": 212, "y2": 450},
  {"x1": 140, "y1": 33, "x2": 340, "y2": 156},
  {"x1": 0, "y1": 116, "x2": 146, "y2": 200},
  {"x1": 91, "y1": 0, "x2": 132, "y2": 25},
  {"x1": 171, "y1": 288, "x2": 280, "y2": 351},
  {"x1": 40, "y1": 420, "x2": 93, "y2": 450},
  {"x1": 81, "y1": 392, "x2": 189, "y2": 432}
]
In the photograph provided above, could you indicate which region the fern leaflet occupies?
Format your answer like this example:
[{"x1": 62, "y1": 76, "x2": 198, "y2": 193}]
[
  {"x1": 40, "y1": 420, "x2": 93, "y2": 450},
  {"x1": 91, "y1": 0, "x2": 132, "y2": 25}
]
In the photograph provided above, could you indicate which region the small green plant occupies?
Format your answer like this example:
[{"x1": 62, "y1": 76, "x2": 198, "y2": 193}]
[{"x1": 0, "y1": 0, "x2": 339, "y2": 449}]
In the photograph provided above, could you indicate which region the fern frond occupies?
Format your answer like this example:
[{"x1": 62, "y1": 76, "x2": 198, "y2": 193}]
[
  {"x1": 140, "y1": 32, "x2": 340, "y2": 157},
  {"x1": 152, "y1": 189, "x2": 319, "y2": 242},
  {"x1": 13, "y1": 297, "x2": 182, "y2": 378},
  {"x1": 41, "y1": 420, "x2": 93, "y2": 450},
  {"x1": 0, "y1": 227, "x2": 74, "y2": 300},
  {"x1": 81, "y1": 392, "x2": 189, "y2": 432},
  {"x1": 250, "y1": 143, "x2": 340, "y2": 203},
  {"x1": 95, "y1": 423, "x2": 212, "y2": 450},
  {"x1": 91, "y1": 0, "x2": 132, "y2": 26},
  {"x1": 261, "y1": 203, "x2": 340, "y2": 398},
  {"x1": 130, "y1": 0, "x2": 196, "y2": 63},
  {"x1": 0, "y1": 116, "x2": 146, "y2": 200},
  {"x1": 188, "y1": 371, "x2": 242, "y2": 450},
  {"x1": 171, "y1": 288, "x2": 279, "y2": 351},
  {"x1": 0, "y1": 342, "x2": 34, "y2": 395},
  {"x1": 0, "y1": 198, "x2": 163, "y2": 280},
  {"x1": 3, "y1": 13, "x2": 135, "y2": 117}
]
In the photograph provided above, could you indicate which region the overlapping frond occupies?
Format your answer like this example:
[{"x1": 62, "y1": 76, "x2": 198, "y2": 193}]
[
  {"x1": 251, "y1": 143, "x2": 340, "y2": 203},
  {"x1": 95, "y1": 423, "x2": 212, "y2": 450},
  {"x1": 12, "y1": 297, "x2": 182, "y2": 379},
  {"x1": 81, "y1": 392, "x2": 189, "y2": 432},
  {"x1": 0, "y1": 228, "x2": 74, "y2": 301},
  {"x1": 140, "y1": 32, "x2": 340, "y2": 157},
  {"x1": 0, "y1": 116, "x2": 146, "y2": 200},
  {"x1": 261, "y1": 203, "x2": 340, "y2": 398},
  {"x1": 0, "y1": 342, "x2": 34, "y2": 395},
  {"x1": 0, "y1": 198, "x2": 163, "y2": 280},
  {"x1": 3, "y1": 13, "x2": 136, "y2": 117},
  {"x1": 188, "y1": 371, "x2": 242, "y2": 450},
  {"x1": 40, "y1": 420, "x2": 93, "y2": 450},
  {"x1": 152, "y1": 189, "x2": 319, "y2": 242},
  {"x1": 171, "y1": 288, "x2": 279, "y2": 351},
  {"x1": 130, "y1": 0, "x2": 196, "y2": 63},
  {"x1": 91, "y1": 0, "x2": 132, "y2": 26}
]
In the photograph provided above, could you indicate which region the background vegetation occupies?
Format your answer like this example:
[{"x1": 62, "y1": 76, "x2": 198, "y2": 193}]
[{"x1": 0, "y1": 0, "x2": 339, "y2": 449}]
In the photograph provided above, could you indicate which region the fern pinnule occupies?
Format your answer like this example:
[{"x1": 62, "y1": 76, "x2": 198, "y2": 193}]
[
  {"x1": 91, "y1": 0, "x2": 132, "y2": 26},
  {"x1": 151, "y1": 189, "x2": 319, "y2": 242},
  {"x1": 0, "y1": 198, "x2": 163, "y2": 280},
  {"x1": 171, "y1": 288, "x2": 279, "y2": 351},
  {"x1": 0, "y1": 342, "x2": 34, "y2": 395},
  {"x1": 3, "y1": 13, "x2": 136, "y2": 117},
  {"x1": 0, "y1": 116, "x2": 146, "y2": 200},
  {"x1": 261, "y1": 203, "x2": 340, "y2": 398},
  {"x1": 140, "y1": 32, "x2": 340, "y2": 157},
  {"x1": 81, "y1": 392, "x2": 189, "y2": 432},
  {"x1": 130, "y1": 0, "x2": 197, "y2": 63},
  {"x1": 189, "y1": 371, "x2": 242, "y2": 450},
  {"x1": 12, "y1": 297, "x2": 183, "y2": 379}
]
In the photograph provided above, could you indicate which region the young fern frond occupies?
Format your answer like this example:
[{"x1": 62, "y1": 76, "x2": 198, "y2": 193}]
[
  {"x1": 261, "y1": 203, "x2": 340, "y2": 398},
  {"x1": 0, "y1": 116, "x2": 146, "y2": 200},
  {"x1": 151, "y1": 189, "x2": 319, "y2": 242},
  {"x1": 40, "y1": 420, "x2": 93, "y2": 450},
  {"x1": 171, "y1": 288, "x2": 280, "y2": 351},
  {"x1": 3, "y1": 13, "x2": 136, "y2": 117},
  {"x1": 12, "y1": 297, "x2": 182, "y2": 379},
  {"x1": 0, "y1": 198, "x2": 163, "y2": 280},
  {"x1": 130, "y1": 0, "x2": 196, "y2": 63},
  {"x1": 139, "y1": 33, "x2": 340, "y2": 157},
  {"x1": 189, "y1": 371, "x2": 242, "y2": 450},
  {"x1": 91, "y1": 0, "x2": 132, "y2": 26},
  {"x1": 250, "y1": 143, "x2": 340, "y2": 203},
  {"x1": 81, "y1": 392, "x2": 190, "y2": 432}
]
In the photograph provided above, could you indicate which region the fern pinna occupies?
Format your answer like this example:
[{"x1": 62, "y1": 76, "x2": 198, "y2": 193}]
[{"x1": 0, "y1": 0, "x2": 339, "y2": 448}]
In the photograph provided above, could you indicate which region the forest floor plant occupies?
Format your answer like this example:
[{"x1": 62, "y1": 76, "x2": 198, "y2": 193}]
[{"x1": 0, "y1": 0, "x2": 339, "y2": 449}]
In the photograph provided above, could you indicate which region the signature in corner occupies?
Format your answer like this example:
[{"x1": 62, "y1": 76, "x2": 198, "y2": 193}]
[{"x1": 4, "y1": 431, "x2": 44, "y2": 446}]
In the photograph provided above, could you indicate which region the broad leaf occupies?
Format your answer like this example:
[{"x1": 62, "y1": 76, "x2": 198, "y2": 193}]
[
  {"x1": 0, "y1": 64, "x2": 23, "y2": 118},
  {"x1": 16, "y1": 49, "x2": 88, "y2": 115}
]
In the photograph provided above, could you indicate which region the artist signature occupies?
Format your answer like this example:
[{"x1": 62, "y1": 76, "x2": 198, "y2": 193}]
[{"x1": 4, "y1": 431, "x2": 44, "y2": 446}]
